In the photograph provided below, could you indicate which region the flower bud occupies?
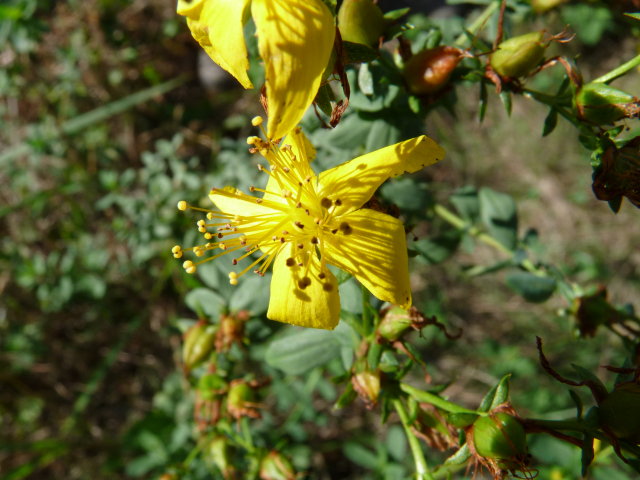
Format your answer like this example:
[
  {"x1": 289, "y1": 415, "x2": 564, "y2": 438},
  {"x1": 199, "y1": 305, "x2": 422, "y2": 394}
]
[
  {"x1": 338, "y1": 0, "x2": 386, "y2": 47},
  {"x1": 490, "y1": 31, "x2": 547, "y2": 78},
  {"x1": 216, "y1": 312, "x2": 248, "y2": 352},
  {"x1": 473, "y1": 413, "x2": 527, "y2": 466},
  {"x1": 259, "y1": 451, "x2": 296, "y2": 480},
  {"x1": 575, "y1": 82, "x2": 639, "y2": 125},
  {"x1": 403, "y1": 46, "x2": 465, "y2": 95},
  {"x1": 531, "y1": 0, "x2": 568, "y2": 13},
  {"x1": 227, "y1": 379, "x2": 261, "y2": 420},
  {"x1": 183, "y1": 322, "x2": 217, "y2": 371},
  {"x1": 598, "y1": 382, "x2": 640, "y2": 443},
  {"x1": 203, "y1": 436, "x2": 236, "y2": 479},
  {"x1": 351, "y1": 369, "x2": 381, "y2": 408},
  {"x1": 377, "y1": 306, "x2": 413, "y2": 341}
]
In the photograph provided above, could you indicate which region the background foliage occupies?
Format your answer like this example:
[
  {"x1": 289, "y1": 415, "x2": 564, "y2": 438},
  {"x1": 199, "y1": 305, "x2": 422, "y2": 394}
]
[{"x1": 1, "y1": 0, "x2": 639, "y2": 479}]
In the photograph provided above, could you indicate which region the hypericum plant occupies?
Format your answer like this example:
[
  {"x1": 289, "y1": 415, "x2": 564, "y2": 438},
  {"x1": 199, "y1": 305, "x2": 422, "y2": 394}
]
[{"x1": 165, "y1": 1, "x2": 640, "y2": 479}]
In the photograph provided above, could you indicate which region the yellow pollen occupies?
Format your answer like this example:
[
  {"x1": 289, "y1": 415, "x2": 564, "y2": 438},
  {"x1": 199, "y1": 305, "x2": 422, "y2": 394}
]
[
  {"x1": 171, "y1": 245, "x2": 182, "y2": 254},
  {"x1": 183, "y1": 260, "x2": 197, "y2": 274},
  {"x1": 251, "y1": 116, "x2": 263, "y2": 126},
  {"x1": 177, "y1": 200, "x2": 188, "y2": 211},
  {"x1": 229, "y1": 272, "x2": 238, "y2": 286},
  {"x1": 204, "y1": 232, "x2": 213, "y2": 240}
]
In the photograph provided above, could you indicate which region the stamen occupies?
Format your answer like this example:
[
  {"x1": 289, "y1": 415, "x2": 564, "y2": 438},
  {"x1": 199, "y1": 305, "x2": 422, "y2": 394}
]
[
  {"x1": 177, "y1": 200, "x2": 188, "y2": 211},
  {"x1": 251, "y1": 116, "x2": 263, "y2": 126}
]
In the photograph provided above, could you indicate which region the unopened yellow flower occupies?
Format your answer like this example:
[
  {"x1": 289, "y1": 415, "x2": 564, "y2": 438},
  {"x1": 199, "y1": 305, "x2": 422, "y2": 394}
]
[
  {"x1": 174, "y1": 120, "x2": 445, "y2": 329},
  {"x1": 177, "y1": 0, "x2": 335, "y2": 140}
]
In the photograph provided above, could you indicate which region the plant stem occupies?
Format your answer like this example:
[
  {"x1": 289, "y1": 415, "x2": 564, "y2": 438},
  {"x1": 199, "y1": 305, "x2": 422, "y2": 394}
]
[
  {"x1": 432, "y1": 204, "x2": 510, "y2": 255},
  {"x1": 362, "y1": 285, "x2": 372, "y2": 336},
  {"x1": 432, "y1": 203, "x2": 550, "y2": 279},
  {"x1": 400, "y1": 383, "x2": 481, "y2": 415},
  {"x1": 592, "y1": 54, "x2": 640, "y2": 84},
  {"x1": 454, "y1": 0, "x2": 501, "y2": 47},
  {"x1": 392, "y1": 398, "x2": 435, "y2": 480}
]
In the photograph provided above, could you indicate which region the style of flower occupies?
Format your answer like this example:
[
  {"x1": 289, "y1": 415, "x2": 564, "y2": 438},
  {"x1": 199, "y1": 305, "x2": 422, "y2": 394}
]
[
  {"x1": 177, "y1": 0, "x2": 335, "y2": 141},
  {"x1": 173, "y1": 118, "x2": 445, "y2": 329}
]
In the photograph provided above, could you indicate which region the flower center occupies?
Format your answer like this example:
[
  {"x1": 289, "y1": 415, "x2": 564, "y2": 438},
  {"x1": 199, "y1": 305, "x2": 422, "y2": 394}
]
[{"x1": 172, "y1": 118, "x2": 349, "y2": 292}]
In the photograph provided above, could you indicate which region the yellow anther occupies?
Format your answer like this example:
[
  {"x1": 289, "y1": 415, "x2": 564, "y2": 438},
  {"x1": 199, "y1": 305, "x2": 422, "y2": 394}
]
[
  {"x1": 171, "y1": 245, "x2": 182, "y2": 254},
  {"x1": 207, "y1": 212, "x2": 214, "y2": 220},
  {"x1": 247, "y1": 135, "x2": 261, "y2": 145},
  {"x1": 197, "y1": 219, "x2": 206, "y2": 227},
  {"x1": 173, "y1": 251, "x2": 183, "y2": 259},
  {"x1": 204, "y1": 232, "x2": 213, "y2": 240},
  {"x1": 194, "y1": 247, "x2": 205, "y2": 257},
  {"x1": 251, "y1": 116, "x2": 263, "y2": 126},
  {"x1": 229, "y1": 271, "x2": 238, "y2": 286},
  {"x1": 183, "y1": 260, "x2": 197, "y2": 274},
  {"x1": 177, "y1": 200, "x2": 188, "y2": 211}
]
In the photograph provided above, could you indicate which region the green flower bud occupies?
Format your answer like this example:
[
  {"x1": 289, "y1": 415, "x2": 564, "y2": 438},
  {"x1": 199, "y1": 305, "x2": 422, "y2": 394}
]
[
  {"x1": 227, "y1": 379, "x2": 261, "y2": 420},
  {"x1": 575, "y1": 82, "x2": 638, "y2": 125},
  {"x1": 377, "y1": 306, "x2": 413, "y2": 341},
  {"x1": 490, "y1": 31, "x2": 547, "y2": 78},
  {"x1": 259, "y1": 451, "x2": 296, "y2": 480},
  {"x1": 598, "y1": 382, "x2": 640, "y2": 443},
  {"x1": 352, "y1": 369, "x2": 381, "y2": 408},
  {"x1": 531, "y1": 0, "x2": 568, "y2": 13},
  {"x1": 473, "y1": 413, "x2": 527, "y2": 464},
  {"x1": 203, "y1": 436, "x2": 236, "y2": 479},
  {"x1": 403, "y1": 46, "x2": 465, "y2": 95},
  {"x1": 338, "y1": 0, "x2": 386, "y2": 47},
  {"x1": 183, "y1": 322, "x2": 217, "y2": 371}
]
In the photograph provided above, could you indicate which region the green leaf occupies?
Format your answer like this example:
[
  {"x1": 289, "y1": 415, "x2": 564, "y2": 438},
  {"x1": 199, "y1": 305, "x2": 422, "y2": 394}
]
[
  {"x1": 442, "y1": 443, "x2": 471, "y2": 466},
  {"x1": 499, "y1": 91, "x2": 512, "y2": 116},
  {"x1": 380, "y1": 177, "x2": 431, "y2": 212},
  {"x1": 505, "y1": 271, "x2": 556, "y2": 303},
  {"x1": 185, "y1": 288, "x2": 225, "y2": 318},
  {"x1": 383, "y1": 8, "x2": 410, "y2": 21},
  {"x1": 365, "y1": 119, "x2": 401, "y2": 152},
  {"x1": 478, "y1": 374, "x2": 511, "y2": 412},
  {"x1": 265, "y1": 327, "x2": 342, "y2": 375},
  {"x1": 561, "y1": 4, "x2": 614, "y2": 46},
  {"x1": 625, "y1": 13, "x2": 640, "y2": 21},
  {"x1": 343, "y1": 442, "x2": 379, "y2": 469},
  {"x1": 229, "y1": 274, "x2": 270, "y2": 315},
  {"x1": 450, "y1": 186, "x2": 480, "y2": 222},
  {"x1": 542, "y1": 108, "x2": 558, "y2": 137},
  {"x1": 343, "y1": 41, "x2": 379, "y2": 64},
  {"x1": 358, "y1": 63, "x2": 374, "y2": 95},
  {"x1": 478, "y1": 187, "x2": 518, "y2": 250},
  {"x1": 412, "y1": 230, "x2": 461, "y2": 264},
  {"x1": 315, "y1": 83, "x2": 334, "y2": 117},
  {"x1": 479, "y1": 81, "x2": 488, "y2": 122}
]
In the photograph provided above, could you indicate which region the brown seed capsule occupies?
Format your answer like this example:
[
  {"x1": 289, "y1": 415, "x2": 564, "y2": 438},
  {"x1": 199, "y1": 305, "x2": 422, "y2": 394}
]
[{"x1": 403, "y1": 46, "x2": 465, "y2": 95}]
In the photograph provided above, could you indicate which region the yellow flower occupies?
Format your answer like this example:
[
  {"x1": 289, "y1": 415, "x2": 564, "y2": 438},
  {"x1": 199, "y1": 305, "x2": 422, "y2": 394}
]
[
  {"x1": 177, "y1": 0, "x2": 335, "y2": 141},
  {"x1": 174, "y1": 119, "x2": 445, "y2": 329}
]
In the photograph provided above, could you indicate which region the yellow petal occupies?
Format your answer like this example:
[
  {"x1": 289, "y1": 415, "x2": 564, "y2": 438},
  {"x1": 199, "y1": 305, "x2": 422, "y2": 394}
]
[
  {"x1": 267, "y1": 244, "x2": 340, "y2": 329},
  {"x1": 251, "y1": 0, "x2": 335, "y2": 140},
  {"x1": 318, "y1": 135, "x2": 445, "y2": 216},
  {"x1": 180, "y1": 0, "x2": 253, "y2": 89},
  {"x1": 323, "y1": 209, "x2": 412, "y2": 308},
  {"x1": 282, "y1": 127, "x2": 317, "y2": 164},
  {"x1": 209, "y1": 187, "x2": 283, "y2": 218}
]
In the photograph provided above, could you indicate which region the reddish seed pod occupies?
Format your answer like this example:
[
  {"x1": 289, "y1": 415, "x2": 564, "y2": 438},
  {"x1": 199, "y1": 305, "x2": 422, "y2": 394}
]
[{"x1": 403, "y1": 46, "x2": 465, "y2": 95}]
